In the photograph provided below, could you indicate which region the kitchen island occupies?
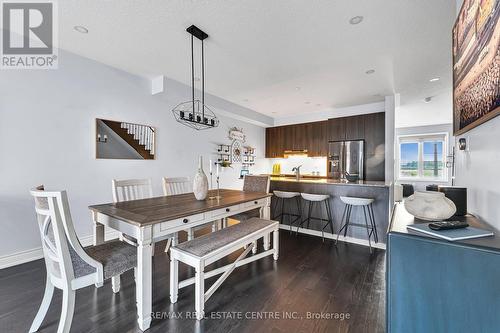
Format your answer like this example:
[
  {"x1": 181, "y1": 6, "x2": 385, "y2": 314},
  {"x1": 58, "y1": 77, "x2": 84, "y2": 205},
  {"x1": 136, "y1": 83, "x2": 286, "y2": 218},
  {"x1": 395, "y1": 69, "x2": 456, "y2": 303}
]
[{"x1": 270, "y1": 177, "x2": 392, "y2": 247}]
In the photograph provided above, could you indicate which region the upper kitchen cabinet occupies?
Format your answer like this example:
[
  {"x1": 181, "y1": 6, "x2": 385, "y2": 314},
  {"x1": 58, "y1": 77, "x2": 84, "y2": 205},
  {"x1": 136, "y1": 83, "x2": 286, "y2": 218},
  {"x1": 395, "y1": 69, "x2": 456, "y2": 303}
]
[
  {"x1": 283, "y1": 125, "x2": 295, "y2": 151},
  {"x1": 310, "y1": 121, "x2": 328, "y2": 156},
  {"x1": 328, "y1": 113, "x2": 383, "y2": 144},
  {"x1": 266, "y1": 113, "x2": 384, "y2": 161},
  {"x1": 293, "y1": 123, "x2": 310, "y2": 151},
  {"x1": 328, "y1": 115, "x2": 365, "y2": 141},
  {"x1": 345, "y1": 115, "x2": 365, "y2": 140},
  {"x1": 265, "y1": 126, "x2": 285, "y2": 158},
  {"x1": 364, "y1": 112, "x2": 385, "y2": 155},
  {"x1": 327, "y1": 117, "x2": 346, "y2": 142},
  {"x1": 265, "y1": 121, "x2": 328, "y2": 158}
]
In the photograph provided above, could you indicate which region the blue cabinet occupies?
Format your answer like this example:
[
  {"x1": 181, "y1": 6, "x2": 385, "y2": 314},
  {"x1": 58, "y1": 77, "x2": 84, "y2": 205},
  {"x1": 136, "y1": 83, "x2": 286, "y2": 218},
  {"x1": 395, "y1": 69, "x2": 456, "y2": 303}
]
[{"x1": 387, "y1": 204, "x2": 500, "y2": 333}]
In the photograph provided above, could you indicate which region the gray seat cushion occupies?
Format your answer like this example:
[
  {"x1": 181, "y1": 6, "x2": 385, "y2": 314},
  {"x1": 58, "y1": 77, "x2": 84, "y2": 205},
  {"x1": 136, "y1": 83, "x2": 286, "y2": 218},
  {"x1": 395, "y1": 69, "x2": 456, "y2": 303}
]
[
  {"x1": 73, "y1": 241, "x2": 137, "y2": 279},
  {"x1": 229, "y1": 208, "x2": 260, "y2": 221},
  {"x1": 174, "y1": 218, "x2": 277, "y2": 258}
]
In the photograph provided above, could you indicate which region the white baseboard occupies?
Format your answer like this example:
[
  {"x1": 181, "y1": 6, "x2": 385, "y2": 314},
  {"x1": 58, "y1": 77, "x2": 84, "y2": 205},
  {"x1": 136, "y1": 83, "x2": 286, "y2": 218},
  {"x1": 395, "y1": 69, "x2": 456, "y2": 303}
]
[
  {"x1": 0, "y1": 230, "x2": 120, "y2": 270},
  {"x1": 279, "y1": 225, "x2": 386, "y2": 250}
]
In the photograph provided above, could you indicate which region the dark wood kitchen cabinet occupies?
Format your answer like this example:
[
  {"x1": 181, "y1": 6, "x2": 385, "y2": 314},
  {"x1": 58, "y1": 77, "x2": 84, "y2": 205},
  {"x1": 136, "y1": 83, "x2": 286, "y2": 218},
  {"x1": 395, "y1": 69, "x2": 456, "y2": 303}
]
[
  {"x1": 364, "y1": 112, "x2": 385, "y2": 155},
  {"x1": 364, "y1": 112, "x2": 385, "y2": 181},
  {"x1": 327, "y1": 117, "x2": 346, "y2": 141},
  {"x1": 265, "y1": 126, "x2": 285, "y2": 158},
  {"x1": 310, "y1": 121, "x2": 328, "y2": 156},
  {"x1": 328, "y1": 115, "x2": 365, "y2": 141},
  {"x1": 292, "y1": 123, "x2": 308, "y2": 151},
  {"x1": 265, "y1": 113, "x2": 384, "y2": 174},
  {"x1": 345, "y1": 115, "x2": 365, "y2": 140},
  {"x1": 283, "y1": 125, "x2": 294, "y2": 151},
  {"x1": 265, "y1": 121, "x2": 328, "y2": 158}
]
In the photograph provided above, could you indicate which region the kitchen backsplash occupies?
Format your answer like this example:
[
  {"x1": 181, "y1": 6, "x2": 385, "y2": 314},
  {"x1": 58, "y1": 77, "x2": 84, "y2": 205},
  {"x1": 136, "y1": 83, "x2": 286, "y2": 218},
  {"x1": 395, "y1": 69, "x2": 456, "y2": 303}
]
[{"x1": 268, "y1": 156, "x2": 327, "y2": 176}]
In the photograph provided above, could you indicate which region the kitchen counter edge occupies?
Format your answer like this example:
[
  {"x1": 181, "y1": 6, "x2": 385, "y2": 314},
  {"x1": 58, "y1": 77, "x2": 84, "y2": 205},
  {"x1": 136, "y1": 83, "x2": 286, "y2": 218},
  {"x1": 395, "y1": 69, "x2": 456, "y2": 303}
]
[{"x1": 269, "y1": 177, "x2": 391, "y2": 188}]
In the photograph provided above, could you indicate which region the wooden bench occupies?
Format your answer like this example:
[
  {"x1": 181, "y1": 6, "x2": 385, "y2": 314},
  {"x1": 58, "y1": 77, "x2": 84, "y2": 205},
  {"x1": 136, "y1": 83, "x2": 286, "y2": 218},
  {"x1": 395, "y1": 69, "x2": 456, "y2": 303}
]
[{"x1": 169, "y1": 217, "x2": 279, "y2": 320}]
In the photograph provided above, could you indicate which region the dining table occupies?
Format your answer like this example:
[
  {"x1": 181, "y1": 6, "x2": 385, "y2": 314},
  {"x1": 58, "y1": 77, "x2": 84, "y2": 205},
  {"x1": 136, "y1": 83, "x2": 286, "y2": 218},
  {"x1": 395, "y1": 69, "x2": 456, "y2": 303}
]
[{"x1": 88, "y1": 189, "x2": 272, "y2": 331}]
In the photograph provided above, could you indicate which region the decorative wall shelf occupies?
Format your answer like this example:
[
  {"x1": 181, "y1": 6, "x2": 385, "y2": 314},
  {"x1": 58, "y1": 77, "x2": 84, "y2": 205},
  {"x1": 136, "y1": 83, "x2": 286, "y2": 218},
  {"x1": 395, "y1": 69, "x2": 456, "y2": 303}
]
[
  {"x1": 242, "y1": 146, "x2": 256, "y2": 166},
  {"x1": 216, "y1": 144, "x2": 231, "y2": 163}
]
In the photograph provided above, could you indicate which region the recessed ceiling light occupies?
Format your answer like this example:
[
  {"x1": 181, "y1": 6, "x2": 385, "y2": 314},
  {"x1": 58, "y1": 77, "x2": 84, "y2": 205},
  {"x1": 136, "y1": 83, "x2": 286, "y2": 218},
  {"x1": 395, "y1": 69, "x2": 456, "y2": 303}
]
[
  {"x1": 429, "y1": 77, "x2": 440, "y2": 82},
  {"x1": 295, "y1": 86, "x2": 301, "y2": 91},
  {"x1": 349, "y1": 16, "x2": 364, "y2": 25},
  {"x1": 243, "y1": 99, "x2": 249, "y2": 102},
  {"x1": 304, "y1": 101, "x2": 311, "y2": 104},
  {"x1": 366, "y1": 69, "x2": 375, "y2": 75},
  {"x1": 316, "y1": 103, "x2": 322, "y2": 107},
  {"x1": 74, "y1": 25, "x2": 89, "y2": 34}
]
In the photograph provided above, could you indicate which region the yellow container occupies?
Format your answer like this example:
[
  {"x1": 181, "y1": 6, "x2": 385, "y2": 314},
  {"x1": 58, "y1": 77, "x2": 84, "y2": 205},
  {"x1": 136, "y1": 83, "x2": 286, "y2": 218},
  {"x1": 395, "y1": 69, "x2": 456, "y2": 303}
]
[{"x1": 272, "y1": 163, "x2": 281, "y2": 175}]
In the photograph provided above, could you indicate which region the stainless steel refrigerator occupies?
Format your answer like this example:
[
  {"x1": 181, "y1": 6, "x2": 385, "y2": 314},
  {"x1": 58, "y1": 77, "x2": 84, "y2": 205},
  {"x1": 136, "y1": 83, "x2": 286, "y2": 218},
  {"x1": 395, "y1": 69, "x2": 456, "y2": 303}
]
[{"x1": 328, "y1": 140, "x2": 364, "y2": 180}]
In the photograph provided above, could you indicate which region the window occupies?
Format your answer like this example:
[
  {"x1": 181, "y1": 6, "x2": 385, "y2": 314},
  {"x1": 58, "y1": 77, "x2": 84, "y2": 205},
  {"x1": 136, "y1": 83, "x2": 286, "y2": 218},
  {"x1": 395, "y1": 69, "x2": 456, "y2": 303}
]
[{"x1": 397, "y1": 134, "x2": 448, "y2": 181}]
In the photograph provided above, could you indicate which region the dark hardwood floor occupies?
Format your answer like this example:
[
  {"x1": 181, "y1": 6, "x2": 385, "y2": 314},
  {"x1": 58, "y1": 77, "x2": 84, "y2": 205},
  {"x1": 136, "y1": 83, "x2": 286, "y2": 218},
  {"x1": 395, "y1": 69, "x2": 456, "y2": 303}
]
[{"x1": 0, "y1": 230, "x2": 385, "y2": 333}]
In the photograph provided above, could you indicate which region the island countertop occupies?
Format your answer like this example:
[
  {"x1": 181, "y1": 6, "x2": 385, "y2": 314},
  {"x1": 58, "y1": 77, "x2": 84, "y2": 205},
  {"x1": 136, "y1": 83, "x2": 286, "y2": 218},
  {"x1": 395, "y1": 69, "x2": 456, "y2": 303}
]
[{"x1": 269, "y1": 176, "x2": 391, "y2": 188}]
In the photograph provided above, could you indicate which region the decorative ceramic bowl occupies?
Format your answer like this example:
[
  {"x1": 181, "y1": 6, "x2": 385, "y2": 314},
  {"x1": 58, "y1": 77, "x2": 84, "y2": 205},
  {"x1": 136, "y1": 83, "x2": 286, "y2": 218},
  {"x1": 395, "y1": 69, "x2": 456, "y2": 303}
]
[{"x1": 404, "y1": 191, "x2": 457, "y2": 221}]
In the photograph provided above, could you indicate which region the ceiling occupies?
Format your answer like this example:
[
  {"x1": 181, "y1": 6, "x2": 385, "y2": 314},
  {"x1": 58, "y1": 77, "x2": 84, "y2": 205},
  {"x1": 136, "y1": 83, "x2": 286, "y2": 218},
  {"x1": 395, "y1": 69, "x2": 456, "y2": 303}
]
[{"x1": 58, "y1": 0, "x2": 457, "y2": 117}]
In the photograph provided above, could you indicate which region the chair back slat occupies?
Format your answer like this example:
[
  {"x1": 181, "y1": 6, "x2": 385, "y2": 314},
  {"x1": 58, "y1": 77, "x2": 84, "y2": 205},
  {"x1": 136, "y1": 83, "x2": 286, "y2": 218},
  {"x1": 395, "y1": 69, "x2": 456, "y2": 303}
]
[
  {"x1": 41, "y1": 215, "x2": 58, "y2": 257},
  {"x1": 162, "y1": 177, "x2": 191, "y2": 196},
  {"x1": 112, "y1": 179, "x2": 153, "y2": 203},
  {"x1": 30, "y1": 186, "x2": 76, "y2": 282}
]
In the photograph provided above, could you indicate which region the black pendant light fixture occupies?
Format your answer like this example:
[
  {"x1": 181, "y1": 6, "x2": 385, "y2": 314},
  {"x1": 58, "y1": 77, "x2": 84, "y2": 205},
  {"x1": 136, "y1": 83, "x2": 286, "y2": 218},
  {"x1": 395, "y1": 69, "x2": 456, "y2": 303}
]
[{"x1": 172, "y1": 25, "x2": 219, "y2": 130}]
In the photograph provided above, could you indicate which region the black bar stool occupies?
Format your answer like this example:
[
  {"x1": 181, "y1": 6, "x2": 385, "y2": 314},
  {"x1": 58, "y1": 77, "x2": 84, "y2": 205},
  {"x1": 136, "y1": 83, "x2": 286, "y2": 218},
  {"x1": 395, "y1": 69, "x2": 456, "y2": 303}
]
[
  {"x1": 296, "y1": 193, "x2": 334, "y2": 241},
  {"x1": 335, "y1": 196, "x2": 378, "y2": 253},
  {"x1": 272, "y1": 191, "x2": 302, "y2": 233}
]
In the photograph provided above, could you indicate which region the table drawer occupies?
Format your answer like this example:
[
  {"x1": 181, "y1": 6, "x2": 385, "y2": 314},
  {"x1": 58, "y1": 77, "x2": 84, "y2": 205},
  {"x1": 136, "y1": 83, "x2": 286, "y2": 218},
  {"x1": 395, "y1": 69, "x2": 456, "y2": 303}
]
[
  {"x1": 159, "y1": 213, "x2": 205, "y2": 232},
  {"x1": 211, "y1": 204, "x2": 241, "y2": 218},
  {"x1": 243, "y1": 198, "x2": 267, "y2": 209}
]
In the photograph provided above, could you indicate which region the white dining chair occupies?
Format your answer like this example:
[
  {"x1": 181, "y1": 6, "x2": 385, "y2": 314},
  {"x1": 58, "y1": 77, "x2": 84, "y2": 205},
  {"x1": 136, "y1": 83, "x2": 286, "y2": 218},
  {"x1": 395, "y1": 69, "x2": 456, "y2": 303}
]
[
  {"x1": 161, "y1": 177, "x2": 191, "y2": 252},
  {"x1": 162, "y1": 177, "x2": 217, "y2": 250},
  {"x1": 29, "y1": 186, "x2": 137, "y2": 333},
  {"x1": 112, "y1": 178, "x2": 177, "y2": 257},
  {"x1": 112, "y1": 178, "x2": 153, "y2": 203},
  {"x1": 162, "y1": 176, "x2": 191, "y2": 197},
  {"x1": 112, "y1": 178, "x2": 153, "y2": 246}
]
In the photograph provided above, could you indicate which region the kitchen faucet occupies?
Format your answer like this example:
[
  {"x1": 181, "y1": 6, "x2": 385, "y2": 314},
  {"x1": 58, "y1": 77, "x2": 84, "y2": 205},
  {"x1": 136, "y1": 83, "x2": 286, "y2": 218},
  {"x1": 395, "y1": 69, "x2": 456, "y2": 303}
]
[{"x1": 292, "y1": 165, "x2": 302, "y2": 181}]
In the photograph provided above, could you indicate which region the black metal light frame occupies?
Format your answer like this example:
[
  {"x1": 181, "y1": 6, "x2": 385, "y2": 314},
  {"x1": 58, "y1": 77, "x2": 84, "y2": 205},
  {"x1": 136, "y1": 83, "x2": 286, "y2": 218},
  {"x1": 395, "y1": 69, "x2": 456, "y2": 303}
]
[{"x1": 172, "y1": 25, "x2": 219, "y2": 130}]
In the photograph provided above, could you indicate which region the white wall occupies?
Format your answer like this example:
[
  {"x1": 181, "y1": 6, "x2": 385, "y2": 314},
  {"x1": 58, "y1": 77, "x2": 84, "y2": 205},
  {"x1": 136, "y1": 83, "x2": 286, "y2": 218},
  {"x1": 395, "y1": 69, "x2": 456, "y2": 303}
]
[
  {"x1": 454, "y1": 117, "x2": 500, "y2": 226},
  {"x1": 0, "y1": 50, "x2": 269, "y2": 262},
  {"x1": 273, "y1": 101, "x2": 385, "y2": 126},
  {"x1": 396, "y1": 89, "x2": 453, "y2": 128}
]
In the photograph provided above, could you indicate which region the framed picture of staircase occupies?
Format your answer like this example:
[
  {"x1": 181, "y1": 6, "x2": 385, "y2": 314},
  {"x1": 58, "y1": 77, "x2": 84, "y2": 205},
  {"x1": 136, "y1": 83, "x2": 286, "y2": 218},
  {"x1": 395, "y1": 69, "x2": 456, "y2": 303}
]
[{"x1": 95, "y1": 118, "x2": 156, "y2": 160}]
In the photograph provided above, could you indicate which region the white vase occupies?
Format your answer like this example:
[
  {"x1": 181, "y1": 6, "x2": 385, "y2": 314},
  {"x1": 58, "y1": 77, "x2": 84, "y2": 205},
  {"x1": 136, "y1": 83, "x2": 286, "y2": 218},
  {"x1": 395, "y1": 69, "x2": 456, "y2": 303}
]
[
  {"x1": 193, "y1": 156, "x2": 208, "y2": 200},
  {"x1": 404, "y1": 191, "x2": 457, "y2": 221}
]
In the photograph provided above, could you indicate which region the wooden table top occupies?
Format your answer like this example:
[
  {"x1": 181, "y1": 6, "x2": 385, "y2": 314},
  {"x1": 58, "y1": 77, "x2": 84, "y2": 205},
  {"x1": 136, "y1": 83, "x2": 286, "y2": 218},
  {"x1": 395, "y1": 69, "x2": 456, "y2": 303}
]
[{"x1": 89, "y1": 189, "x2": 272, "y2": 227}]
